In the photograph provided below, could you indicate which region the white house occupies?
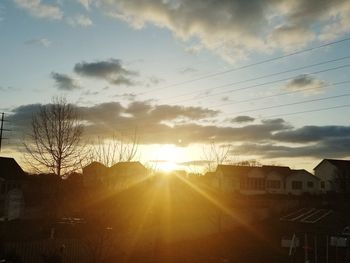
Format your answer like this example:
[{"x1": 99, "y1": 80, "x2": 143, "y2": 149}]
[
  {"x1": 285, "y1": 169, "x2": 320, "y2": 195},
  {"x1": 214, "y1": 164, "x2": 320, "y2": 195},
  {"x1": 314, "y1": 159, "x2": 350, "y2": 193}
]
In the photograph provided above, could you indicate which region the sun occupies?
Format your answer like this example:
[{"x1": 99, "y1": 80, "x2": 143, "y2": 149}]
[
  {"x1": 153, "y1": 145, "x2": 182, "y2": 172},
  {"x1": 158, "y1": 161, "x2": 177, "y2": 172}
]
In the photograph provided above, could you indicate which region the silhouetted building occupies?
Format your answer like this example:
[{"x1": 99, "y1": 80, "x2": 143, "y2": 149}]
[
  {"x1": 108, "y1": 161, "x2": 148, "y2": 189},
  {"x1": 82, "y1": 161, "x2": 109, "y2": 188},
  {"x1": 314, "y1": 159, "x2": 350, "y2": 193},
  {"x1": 0, "y1": 157, "x2": 26, "y2": 219}
]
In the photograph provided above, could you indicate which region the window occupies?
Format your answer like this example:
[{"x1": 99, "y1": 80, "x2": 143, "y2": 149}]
[
  {"x1": 320, "y1": 181, "x2": 325, "y2": 189},
  {"x1": 267, "y1": 180, "x2": 281, "y2": 189},
  {"x1": 240, "y1": 178, "x2": 265, "y2": 190},
  {"x1": 291, "y1": 181, "x2": 302, "y2": 190},
  {"x1": 307, "y1": 181, "x2": 314, "y2": 188}
]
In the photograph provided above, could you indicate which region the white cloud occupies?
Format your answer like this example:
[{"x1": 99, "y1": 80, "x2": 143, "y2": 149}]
[
  {"x1": 14, "y1": 0, "x2": 63, "y2": 20},
  {"x1": 98, "y1": 0, "x2": 350, "y2": 63},
  {"x1": 77, "y1": 0, "x2": 91, "y2": 10},
  {"x1": 25, "y1": 38, "x2": 52, "y2": 47},
  {"x1": 67, "y1": 14, "x2": 93, "y2": 27}
]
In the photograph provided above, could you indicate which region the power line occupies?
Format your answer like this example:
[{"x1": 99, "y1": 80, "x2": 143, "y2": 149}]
[
  {"x1": 173, "y1": 63, "x2": 350, "y2": 104},
  {"x1": 212, "y1": 80, "x2": 350, "y2": 109},
  {"x1": 137, "y1": 36, "x2": 350, "y2": 96},
  {"x1": 261, "y1": 104, "x2": 350, "y2": 119},
  {"x1": 164, "y1": 55, "x2": 350, "y2": 102},
  {"x1": 226, "y1": 92, "x2": 350, "y2": 115}
]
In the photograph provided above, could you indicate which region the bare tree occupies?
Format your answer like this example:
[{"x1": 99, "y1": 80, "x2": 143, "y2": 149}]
[
  {"x1": 201, "y1": 141, "x2": 232, "y2": 172},
  {"x1": 23, "y1": 97, "x2": 83, "y2": 178},
  {"x1": 88, "y1": 130, "x2": 139, "y2": 167}
]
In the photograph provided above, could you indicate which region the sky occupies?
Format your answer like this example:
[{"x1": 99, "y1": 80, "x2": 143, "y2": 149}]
[{"x1": 1, "y1": 0, "x2": 350, "y2": 173}]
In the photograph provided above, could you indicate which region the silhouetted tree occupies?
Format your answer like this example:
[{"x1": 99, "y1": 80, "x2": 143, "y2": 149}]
[
  {"x1": 23, "y1": 97, "x2": 83, "y2": 178},
  {"x1": 88, "y1": 130, "x2": 139, "y2": 166},
  {"x1": 201, "y1": 142, "x2": 232, "y2": 172}
]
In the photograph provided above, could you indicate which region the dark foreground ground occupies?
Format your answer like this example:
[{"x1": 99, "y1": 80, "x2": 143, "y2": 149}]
[{"x1": 3, "y1": 216, "x2": 348, "y2": 263}]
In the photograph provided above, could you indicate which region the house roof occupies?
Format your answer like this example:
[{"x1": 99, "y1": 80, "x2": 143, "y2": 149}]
[
  {"x1": 216, "y1": 164, "x2": 293, "y2": 178},
  {"x1": 83, "y1": 161, "x2": 107, "y2": 170},
  {"x1": 289, "y1": 169, "x2": 320, "y2": 180},
  {"x1": 0, "y1": 157, "x2": 26, "y2": 180},
  {"x1": 109, "y1": 161, "x2": 146, "y2": 171},
  {"x1": 261, "y1": 165, "x2": 292, "y2": 175},
  {"x1": 216, "y1": 165, "x2": 259, "y2": 177},
  {"x1": 314, "y1": 159, "x2": 350, "y2": 171}
]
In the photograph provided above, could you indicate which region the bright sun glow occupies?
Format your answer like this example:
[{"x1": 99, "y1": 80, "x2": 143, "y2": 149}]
[
  {"x1": 158, "y1": 161, "x2": 177, "y2": 172},
  {"x1": 153, "y1": 145, "x2": 182, "y2": 172}
]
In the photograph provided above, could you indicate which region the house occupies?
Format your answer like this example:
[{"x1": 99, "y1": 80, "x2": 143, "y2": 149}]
[
  {"x1": 264, "y1": 165, "x2": 291, "y2": 194},
  {"x1": 314, "y1": 159, "x2": 350, "y2": 193},
  {"x1": 0, "y1": 157, "x2": 25, "y2": 197},
  {"x1": 285, "y1": 169, "x2": 320, "y2": 195},
  {"x1": 82, "y1": 161, "x2": 109, "y2": 188},
  {"x1": 108, "y1": 161, "x2": 148, "y2": 189},
  {"x1": 215, "y1": 164, "x2": 320, "y2": 195},
  {"x1": 0, "y1": 157, "x2": 26, "y2": 220}
]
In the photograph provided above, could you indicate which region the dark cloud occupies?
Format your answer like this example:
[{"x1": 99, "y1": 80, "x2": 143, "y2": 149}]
[
  {"x1": 7, "y1": 100, "x2": 350, "y2": 160},
  {"x1": 235, "y1": 137, "x2": 350, "y2": 159},
  {"x1": 74, "y1": 59, "x2": 138, "y2": 86},
  {"x1": 231, "y1": 115, "x2": 255, "y2": 123},
  {"x1": 51, "y1": 72, "x2": 80, "y2": 91},
  {"x1": 7, "y1": 104, "x2": 41, "y2": 133},
  {"x1": 273, "y1": 125, "x2": 350, "y2": 143},
  {"x1": 285, "y1": 75, "x2": 326, "y2": 94}
]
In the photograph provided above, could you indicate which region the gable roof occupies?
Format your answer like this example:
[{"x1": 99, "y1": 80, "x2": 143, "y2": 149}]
[
  {"x1": 216, "y1": 164, "x2": 254, "y2": 174},
  {"x1": 289, "y1": 169, "x2": 320, "y2": 180},
  {"x1": 216, "y1": 164, "x2": 293, "y2": 178},
  {"x1": 314, "y1": 159, "x2": 350, "y2": 171},
  {"x1": 83, "y1": 161, "x2": 107, "y2": 170},
  {"x1": 0, "y1": 157, "x2": 26, "y2": 180},
  {"x1": 261, "y1": 165, "x2": 292, "y2": 175},
  {"x1": 109, "y1": 161, "x2": 146, "y2": 171}
]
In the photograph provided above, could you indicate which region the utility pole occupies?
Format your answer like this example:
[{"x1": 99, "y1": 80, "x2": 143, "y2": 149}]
[{"x1": 0, "y1": 112, "x2": 10, "y2": 152}]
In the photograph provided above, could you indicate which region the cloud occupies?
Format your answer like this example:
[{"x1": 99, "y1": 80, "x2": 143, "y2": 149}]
[
  {"x1": 0, "y1": 86, "x2": 17, "y2": 92},
  {"x1": 272, "y1": 125, "x2": 350, "y2": 143},
  {"x1": 67, "y1": 14, "x2": 93, "y2": 27},
  {"x1": 24, "y1": 38, "x2": 51, "y2": 48},
  {"x1": 99, "y1": 0, "x2": 350, "y2": 63},
  {"x1": 231, "y1": 115, "x2": 255, "y2": 123},
  {"x1": 74, "y1": 59, "x2": 138, "y2": 86},
  {"x1": 76, "y1": 0, "x2": 91, "y2": 10},
  {"x1": 14, "y1": 0, "x2": 63, "y2": 20},
  {"x1": 8, "y1": 100, "x2": 350, "y2": 160},
  {"x1": 114, "y1": 93, "x2": 137, "y2": 101},
  {"x1": 235, "y1": 138, "x2": 350, "y2": 159},
  {"x1": 177, "y1": 160, "x2": 213, "y2": 166},
  {"x1": 51, "y1": 72, "x2": 81, "y2": 91},
  {"x1": 269, "y1": 24, "x2": 315, "y2": 51},
  {"x1": 284, "y1": 75, "x2": 327, "y2": 94}
]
